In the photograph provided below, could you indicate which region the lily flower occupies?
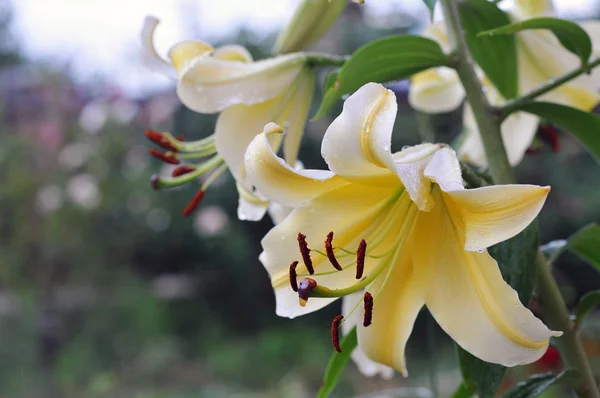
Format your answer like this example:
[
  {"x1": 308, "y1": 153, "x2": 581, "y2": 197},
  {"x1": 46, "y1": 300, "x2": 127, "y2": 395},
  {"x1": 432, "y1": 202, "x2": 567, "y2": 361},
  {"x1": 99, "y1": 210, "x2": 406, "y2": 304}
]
[
  {"x1": 141, "y1": 17, "x2": 314, "y2": 220},
  {"x1": 409, "y1": 0, "x2": 600, "y2": 167},
  {"x1": 274, "y1": 0, "x2": 347, "y2": 54},
  {"x1": 244, "y1": 83, "x2": 561, "y2": 376}
]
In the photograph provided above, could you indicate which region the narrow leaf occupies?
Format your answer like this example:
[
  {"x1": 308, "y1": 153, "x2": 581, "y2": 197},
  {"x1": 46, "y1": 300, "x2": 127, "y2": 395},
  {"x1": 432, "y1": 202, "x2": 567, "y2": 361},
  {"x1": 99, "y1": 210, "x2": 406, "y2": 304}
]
[
  {"x1": 458, "y1": 0, "x2": 518, "y2": 99},
  {"x1": 501, "y1": 370, "x2": 575, "y2": 398},
  {"x1": 317, "y1": 327, "x2": 358, "y2": 398},
  {"x1": 574, "y1": 290, "x2": 600, "y2": 329},
  {"x1": 567, "y1": 223, "x2": 600, "y2": 270},
  {"x1": 478, "y1": 17, "x2": 592, "y2": 66},
  {"x1": 457, "y1": 224, "x2": 538, "y2": 398},
  {"x1": 514, "y1": 102, "x2": 600, "y2": 162},
  {"x1": 540, "y1": 239, "x2": 567, "y2": 264},
  {"x1": 314, "y1": 35, "x2": 449, "y2": 118}
]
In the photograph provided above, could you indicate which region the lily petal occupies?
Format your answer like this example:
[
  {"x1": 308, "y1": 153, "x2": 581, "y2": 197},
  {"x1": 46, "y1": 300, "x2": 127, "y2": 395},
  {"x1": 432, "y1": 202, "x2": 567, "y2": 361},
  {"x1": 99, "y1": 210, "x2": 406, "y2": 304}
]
[
  {"x1": 140, "y1": 16, "x2": 177, "y2": 77},
  {"x1": 174, "y1": 51, "x2": 306, "y2": 113},
  {"x1": 409, "y1": 67, "x2": 464, "y2": 113},
  {"x1": 244, "y1": 124, "x2": 346, "y2": 208},
  {"x1": 260, "y1": 183, "x2": 400, "y2": 318},
  {"x1": 237, "y1": 183, "x2": 269, "y2": 221},
  {"x1": 215, "y1": 100, "x2": 285, "y2": 184},
  {"x1": 321, "y1": 83, "x2": 397, "y2": 182},
  {"x1": 414, "y1": 192, "x2": 561, "y2": 367},
  {"x1": 392, "y1": 143, "x2": 444, "y2": 211},
  {"x1": 357, "y1": 249, "x2": 424, "y2": 377},
  {"x1": 518, "y1": 30, "x2": 599, "y2": 110},
  {"x1": 445, "y1": 184, "x2": 550, "y2": 252},
  {"x1": 283, "y1": 69, "x2": 315, "y2": 167},
  {"x1": 213, "y1": 45, "x2": 253, "y2": 62},
  {"x1": 342, "y1": 293, "x2": 395, "y2": 379},
  {"x1": 423, "y1": 146, "x2": 464, "y2": 193},
  {"x1": 513, "y1": 0, "x2": 556, "y2": 19},
  {"x1": 459, "y1": 104, "x2": 539, "y2": 167}
]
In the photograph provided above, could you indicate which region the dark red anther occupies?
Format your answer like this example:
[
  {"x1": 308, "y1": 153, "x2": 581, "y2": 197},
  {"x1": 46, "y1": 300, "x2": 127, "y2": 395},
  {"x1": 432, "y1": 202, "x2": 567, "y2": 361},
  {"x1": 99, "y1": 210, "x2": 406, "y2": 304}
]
[
  {"x1": 144, "y1": 130, "x2": 178, "y2": 152},
  {"x1": 182, "y1": 189, "x2": 205, "y2": 217},
  {"x1": 150, "y1": 174, "x2": 160, "y2": 191},
  {"x1": 177, "y1": 134, "x2": 185, "y2": 141},
  {"x1": 331, "y1": 315, "x2": 343, "y2": 353},
  {"x1": 148, "y1": 148, "x2": 180, "y2": 165},
  {"x1": 356, "y1": 239, "x2": 367, "y2": 279},
  {"x1": 541, "y1": 125, "x2": 560, "y2": 153},
  {"x1": 297, "y1": 278, "x2": 317, "y2": 307},
  {"x1": 363, "y1": 292, "x2": 373, "y2": 327},
  {"x1": 297, "y1": 233, "x2": 314, "y2": 275},
  {"x1": 325, "y1": 232, "x2": 342, "y2": 271},
  {"x1": 289, "y1": 261, "x2": 299, "y2": 292},
  {"x1": 171, "y1": 165, "x2": 196, "y2": 177}
]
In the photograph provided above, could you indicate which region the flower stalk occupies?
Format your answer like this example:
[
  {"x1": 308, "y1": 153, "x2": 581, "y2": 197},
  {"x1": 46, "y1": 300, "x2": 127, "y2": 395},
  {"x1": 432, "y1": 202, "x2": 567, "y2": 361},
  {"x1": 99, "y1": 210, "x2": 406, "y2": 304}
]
[{"x1": 439, "y1": 0, "x2": 600, "y2": 396}]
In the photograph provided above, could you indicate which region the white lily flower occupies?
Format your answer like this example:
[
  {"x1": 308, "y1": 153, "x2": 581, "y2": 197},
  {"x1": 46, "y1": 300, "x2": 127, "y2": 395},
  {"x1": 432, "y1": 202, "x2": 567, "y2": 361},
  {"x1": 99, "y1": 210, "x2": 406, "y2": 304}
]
[
  {"x1": 409, "y1": 0, "x2": 600, "y2": 167},
  {"x1": 141, "y1": 17, "x2": 314, "y2": 220},
  {"x1": 244, "y1": 83, "x2": 561, "y2": 376}
]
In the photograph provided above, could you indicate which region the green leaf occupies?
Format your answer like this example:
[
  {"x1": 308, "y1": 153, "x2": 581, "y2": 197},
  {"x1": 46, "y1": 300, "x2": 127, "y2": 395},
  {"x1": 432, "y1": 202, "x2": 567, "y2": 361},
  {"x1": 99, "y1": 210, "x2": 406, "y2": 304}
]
[
  {"x1": 478, "y1": 17, "x2": 592, "y2": 66},
  {"x1": 457, "y1": 224, "x2": 539, "y2": 398},
  {"x1": 317, "y1": 327, "x2": 358, "y2": 398},
  {"x1": 423, "y1": 0, "x2": 437, "y2": 18},
  {"x1": 314, "y1": 35, "x2": 449, "y2": 118},
  {"x1": 567, "y1": 223, "x2": 600, "y2": 270},
  {"x1": 458, "y1": 0, "x2": 518, "y2": 99},
  {"x1": 323, "y1": 69, "x2": 340, "y2": 93},
  {"x1": 574, "y1": 290, "x2": 600, "y2": 329},
  {"x1": 513, "y1": 102, "x2": 600, "y2": 162},
  {"x1": 451, "y1": 382, "x2": 476, "y2": 398},
  {"x1": 501, "y1": 370, "x2": 575, "y2": 398}
]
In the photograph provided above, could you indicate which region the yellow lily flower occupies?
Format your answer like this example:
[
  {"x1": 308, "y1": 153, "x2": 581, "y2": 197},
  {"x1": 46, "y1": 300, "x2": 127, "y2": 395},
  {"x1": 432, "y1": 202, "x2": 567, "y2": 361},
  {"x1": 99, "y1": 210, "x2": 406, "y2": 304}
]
[
  {"x1": 244, "y1": 83, "x2": 561, "y2": 376},
  {"x1": 410, "y1": 0, "x2": 600, "y2": 167},
  {"x1": 274, "y1": 0, "x2": 347, "y2": 54},
  {"x1": 141, "y1": 17, "x2": 314, "y2": 220}
]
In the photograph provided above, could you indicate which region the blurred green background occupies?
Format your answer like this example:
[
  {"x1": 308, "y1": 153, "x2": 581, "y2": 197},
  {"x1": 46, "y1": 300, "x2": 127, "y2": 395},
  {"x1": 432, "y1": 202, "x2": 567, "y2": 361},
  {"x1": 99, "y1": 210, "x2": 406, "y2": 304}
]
[{"x1": 0, "y1": 1, "x2": 599, "y2": 397}]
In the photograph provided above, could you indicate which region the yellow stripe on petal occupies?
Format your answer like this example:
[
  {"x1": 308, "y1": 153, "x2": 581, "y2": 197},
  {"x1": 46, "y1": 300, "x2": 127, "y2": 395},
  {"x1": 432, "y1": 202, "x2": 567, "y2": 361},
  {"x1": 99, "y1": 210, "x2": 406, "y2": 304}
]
[
  {"x1": 213, "y1": 45, "x2": 253, "y2": 63},
  {"x1": 244, "y1": 123, "x2": 347, "y2": 208},
  {"x1": 409, "y1": 68, "x2": 464, "y2": 113},
  {"x1": 361, "y1": 92, "x2": 390, "y2": 168},
  {"x1": 444, "y1": 184, "x2": 549, "y2": 251},
  {"x1": 413, "y1": 190, "x2": 560, "y2": 366}
]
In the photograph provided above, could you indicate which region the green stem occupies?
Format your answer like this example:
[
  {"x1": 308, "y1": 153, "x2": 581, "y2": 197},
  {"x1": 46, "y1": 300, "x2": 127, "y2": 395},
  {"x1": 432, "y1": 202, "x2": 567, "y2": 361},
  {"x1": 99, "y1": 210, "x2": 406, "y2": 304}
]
[
  {"x1": 439, "y1": 0, "x2": 514, "y2": 184},
  {"x1": 535, "y1": 252, "x2": 600, "y2": 398},
  {"x1": 305, "y1": 52, "x2": 348, "y2": 67},
  {"x1": 441, "y1": 1, "x2": 599, "y2": 396},
  {"x1": 500, "y1": 57, "x2": 600, "y2": 116},
  {"x1": 460, "y1": 161, "x2": 490, "y2": 188}
]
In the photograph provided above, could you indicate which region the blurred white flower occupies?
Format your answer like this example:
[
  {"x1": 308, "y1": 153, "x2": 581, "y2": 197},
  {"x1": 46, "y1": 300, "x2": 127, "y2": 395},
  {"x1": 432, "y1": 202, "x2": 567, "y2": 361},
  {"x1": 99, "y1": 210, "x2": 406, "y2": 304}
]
[
  {"x1": 66, "y1": 173, "x2": 101, "y2": 209},
  {"x1": 58, "y1": 142, "x2": 90, "y2": 170},
  {"x1": 79, "y1": 101, "x2": 108, "y2": 134},
  {"x1": 35, "y1": 185, "x2": 64, "y2": 215},
  {"x1": 194, "y1": 205, "x2": 230, "y2": 237},
  {"x1": 146, "y1": 208, "x2": 171, "y2": 232}
]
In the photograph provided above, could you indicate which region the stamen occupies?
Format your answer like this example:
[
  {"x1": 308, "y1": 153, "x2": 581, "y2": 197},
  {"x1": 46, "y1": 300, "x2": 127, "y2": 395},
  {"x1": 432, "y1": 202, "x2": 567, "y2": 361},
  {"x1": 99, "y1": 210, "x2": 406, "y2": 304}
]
[
  {"x1": 297, "y1": 233, "x2": 314, "y2": 275},
  {"x1": 144, "y1": 129, "x2": 179, "y2": 152},
  {"x1": 171, "y1": 165, "x2": 196, "y2": 177},
  {"x1": 183, "y1": 189, "x2": 205, "y2": 217},
  {"x1": 356, "y1": 239, "x2": 367, "y2": 279},
  {"x1": 363, "y1": 292, "x2": 373, "y2": 327},
  {"x1": 297, "y1": 278, "x2": 317, "y2": 307},
  {"x1": 177, "y1": 134, "x2": 185, "y2": 141},
  {"x1": 289, "y1": 261, "x2": 299, "y2": 292},
  {"x1": 148, "y1": 148, "x2": 180, "y2": 165},
  {"x1": 325, "y1": 232, "x2": 342, "y2": 271},
  {"x1": 331, "y1": 315, "x2": 343, "y2": 353}
]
